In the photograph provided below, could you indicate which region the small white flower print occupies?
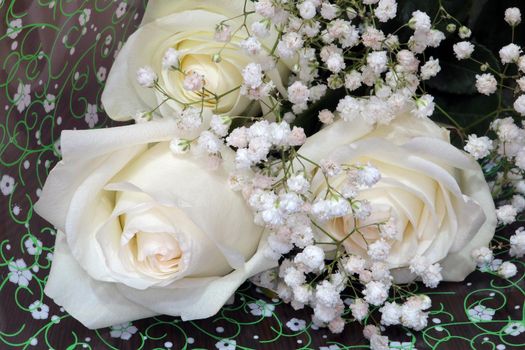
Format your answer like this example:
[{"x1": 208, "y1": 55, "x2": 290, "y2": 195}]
[
  {"x1": 468, "y1": 305, "x2": 496, "y2": 321},
  {"x1": 85, "y1": 104, "x2": 98, "y2": 128},
  {"x1": 110, "y1": 322, "x2": 138, "y2": 340},
  {"x1": 248, "y1": 300, "x2": 275, "y2": 317},
  {"x1": 215, "y1": 339, "x2": 236, "y2": 350},
  {"x1": 29, "y1": 300, "x2": 49, "y2": 320},
  {"x1": 116, "y1": 2, "x2": 128, "y2": 18},
  {"x1": 1, "y1": 174, "x2": 15, "y2": 195},
  {"x1": 24, "y1": 237, "x2": 43, "y2": 255},
  {"x1": 53, "y1": 139, "x2": 62, "y2": 157},
  {"x1": 320, "y1": 345, "x2": 341, "y2": 350},
  {"x1": 97, "y1": 67, "x2": 107, "y2": 81},
  {"x1": 7, "y1": 19, "x2": 22, "y2": 39},
  {"x1": 504, "y1": 322, "x2": 525, "y2": 336},
  {"x1": 8, "y1": 258, "x2": 32, "y2": 287},
  {"x1": 43, "y1": 94, "x2": 56, "y2": 113},
  {"x1": 79, "y1": 8, "x2": 91, "y2": 26},
  {"x1": 104, "y1": 34, "x2": 112, "y2": 46},
  {"x1": 14, "y1": 83, "x2": 31, "y2": 112},
  {"x1": 286, "y1": 318, "x2": 306, "y2": 332},
  {"x1": 12, "y1": 205, "x2": 21, "y2": 215}
]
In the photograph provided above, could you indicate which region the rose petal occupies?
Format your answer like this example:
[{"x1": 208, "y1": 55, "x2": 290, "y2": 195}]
[
  {"x1": 298, "y1": 113, "x2": 497, "y2": 283},
  {"x1": 116, "y1": 232, "x2": 276, "y2": 321},
  {"x1": 45, "y1": 232, "x2": 156, "y2": 329},
  {"x1": 109, "y1": 142, "x2": 260, "y2": 270}
]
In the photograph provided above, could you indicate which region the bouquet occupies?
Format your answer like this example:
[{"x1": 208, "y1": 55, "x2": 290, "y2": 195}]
[{"x1": 31, "y1": 0, "x2": 525, "y2": 348}]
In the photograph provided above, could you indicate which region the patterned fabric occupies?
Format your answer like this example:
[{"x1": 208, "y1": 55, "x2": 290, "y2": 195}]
[{"x1": 0, "y1": 1, "x2": 523, "y2": 349}]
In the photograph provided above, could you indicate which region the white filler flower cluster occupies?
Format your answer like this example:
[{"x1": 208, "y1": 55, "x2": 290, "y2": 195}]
[{"x1": 131, "y1": 1, "x2": 524, "y2": 348}]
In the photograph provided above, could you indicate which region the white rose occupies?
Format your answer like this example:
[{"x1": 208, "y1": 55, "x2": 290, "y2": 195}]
[
  {"x1": 35, "y1": 121, "x2": 274, "y2": 329},
  {"x1": 298, "y1": 114, "x2": 496, "y2": 283},
  {"x1": 102, "y1": 0, "x2": 289, "y2": 122}
]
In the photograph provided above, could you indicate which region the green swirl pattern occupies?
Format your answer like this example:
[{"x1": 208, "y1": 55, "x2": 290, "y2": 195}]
[{"x1": 0, "y1": 1, "x2": 524, "y2": 349}]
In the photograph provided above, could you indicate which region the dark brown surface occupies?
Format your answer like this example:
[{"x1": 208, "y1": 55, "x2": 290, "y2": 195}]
[{"x1": 0, "y1": 1, "x2": 524, "y2": 349}]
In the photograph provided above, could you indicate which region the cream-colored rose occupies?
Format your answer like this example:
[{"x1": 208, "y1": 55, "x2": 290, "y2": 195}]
[
  {"x1": 299, "y1": 114, "x2": 496, "y2": 283},
  {"x1": 35, "y1": 120, "x2": 274, "y2": 329},
  {"x1": 102, "y1": 0, "x2": 288, "y2": 121}
]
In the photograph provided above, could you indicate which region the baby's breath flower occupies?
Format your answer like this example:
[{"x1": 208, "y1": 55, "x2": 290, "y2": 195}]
[
  {"x1": 409, "y1": 10, "x2": 431, "y2": 31},
  {"x1": 197, "y1": 131, "x2": 222, "y2": 154},
  {"x1": 420, "y1": 57, "x2": 441, "y2": 80},
  {"x1": 496, "y1": 204, "x2": 517, "y2": 225},
  {"x1": 214, "y1": 23, "x2": 232, "y2": 42},
  {"x1": 287, "y1": 81, "x2": 310, "y2": 106},
  {"x1": 136, "y1": 66, "x2": 156, "y2": 87},
  {"x1": 297, "y1": 1, "x2": 317, "y2": 20},
  {"x1": 337, "y1": 96, "x2": 361, "y2": 122},
  {"x1": 472, "y1": 246, "x2": 494, "y2": 267},
  {"x1": 367, "y1": 239, "x2": 391, "y2": 261},
  {"x1": 251, "y1": 21, "x2": 270, "y2": 38},
  {"x1": 177, "y1": 107, "x2": 202, "y2": 131},
  {"x1": 453, "y1": 41, "x2": 475, "y2": 60},
  {"x1": 516, "y1": 77, "x2": 525, "y2": 92},
  {"x1": 475, "y1": 73, "x2": 497, "y2": 95},
  {"x1": 320, "y1": 2, "x2": 338, "y2": 20},
  {"x1": 343, "y1": 255, "x2": 367, "y2": 275},
  {"x1": 421, "y1": 263, "x2": 442, "y2": 288},
  {"x1": 242, "y1": 63, "x2": 263, "y2": 89},
  {"x1": 363, "y1": 281, "x2": 389, "y2": 306},
  {"x1": 504, "y1": 7, "x2": 521, "y2": 26},
  {"x1": 464, "y1": 134, "x2": 493, "y2": 159},
  {"x1": 240, "y1": 37, "x2": 262, "y2": 56},
  {"x1": 287, "y1": 174, "x2": 310, "y2": 194},
  {"x1": 183, "y1": 71, "x2": 205, "y2": 91},
  {"x1": 294, "y1": 245, "x2": 325, "y2": 273},
  {"x1": 510, "y1": 227, "x2": 525, "y2": 258},
  {"x1": 380, "y1": 302, "x2": 402, "y2": 326},
  {"x1": 210, "y1": 115, "x2": 231, "y2": 137},
  {"x1": 514, "y1": 95, "x2": 525, "y2": 116},
  {"x1": 375, "y1": 0, "x2": 397, "y2": 23},
  {"x1": 162, "y1": 48, "x2": 180, "y2": 69},
  {"x1": 499, "y1": 43, "x2": 522, "y2": 64},
  {"x1": 277, "y1": 32, "x2": 304, "y2": 58},
  {"x1": 412, "y1": 94, "x2": 435, "y2": 118},
  {"x1": 318, "y1": 109, "x2": 334, "y2": 124},
  {"x1": 350, "y1": 298, "x2": 369, "y2": 321}
]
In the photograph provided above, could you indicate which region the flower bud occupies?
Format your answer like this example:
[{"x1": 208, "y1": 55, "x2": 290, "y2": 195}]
[
  {"x1": 327, "y1": 74, "x2": 344, "y2": 90},
  {"x1": 346, "y1": 7, "x2": 357, "y2": 20},
  {"x1": 212, "y1": 53, "x2": 222, "y2": 63},
  {"x1": 446, "y1": 23, "x2": 457, "y2": 33},
  {"x1": 458, "y1": 26, "x2": 472, "y2": 39}
]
